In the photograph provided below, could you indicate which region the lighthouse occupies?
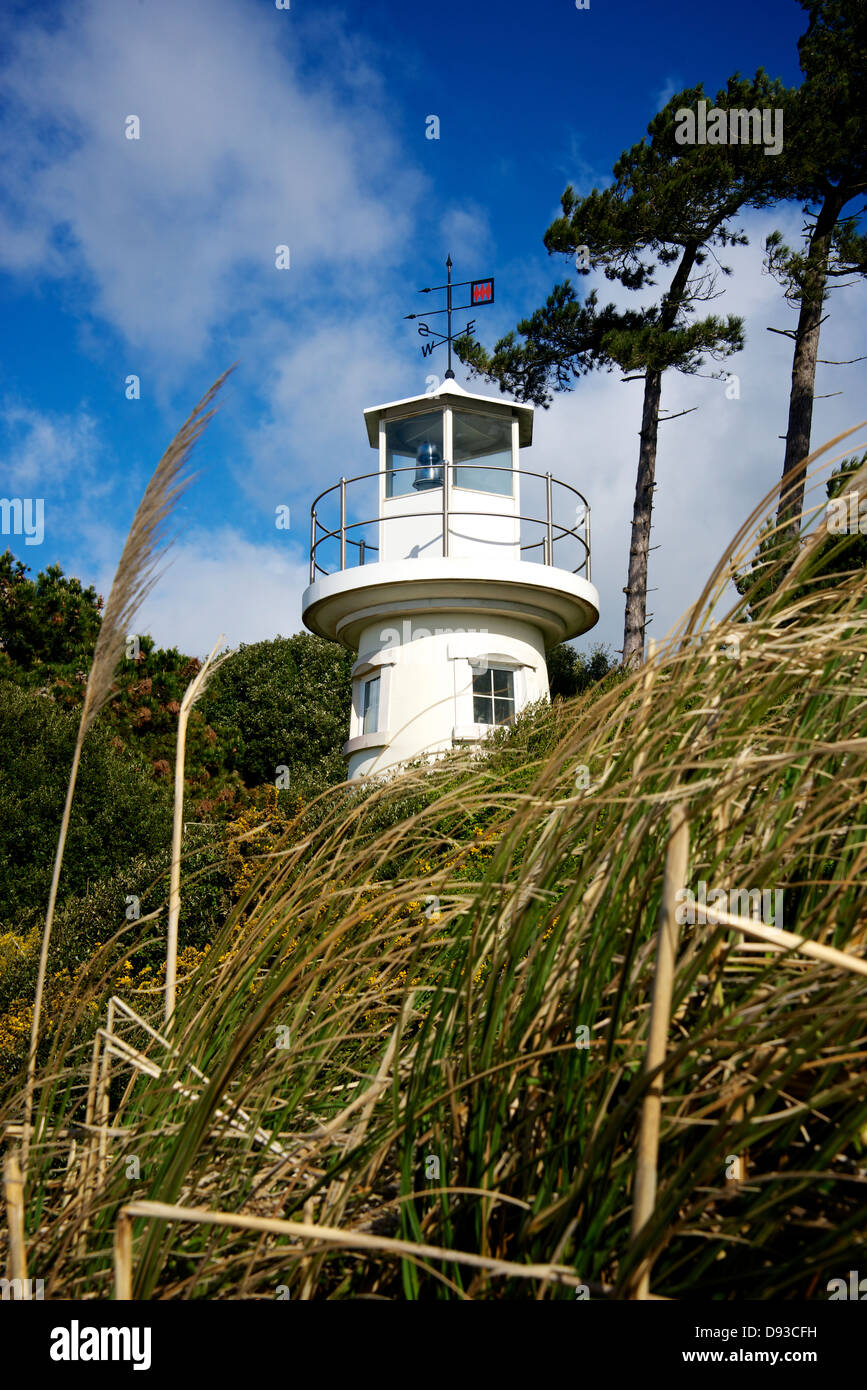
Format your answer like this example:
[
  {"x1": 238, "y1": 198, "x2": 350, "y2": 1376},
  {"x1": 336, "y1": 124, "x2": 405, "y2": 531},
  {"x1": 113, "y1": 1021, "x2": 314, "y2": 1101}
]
[{"x1": 301, "y1": 269, "x2": 600, "y2": 780}]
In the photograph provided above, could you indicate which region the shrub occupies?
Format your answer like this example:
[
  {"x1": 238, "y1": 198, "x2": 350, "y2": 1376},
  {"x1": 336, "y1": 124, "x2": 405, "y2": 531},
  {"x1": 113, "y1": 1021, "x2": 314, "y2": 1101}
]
[
  {"x1": 202, "y1": 633, "x2": 352, "y2": 788},
  {"x1": 0, "y1": 682, "x2": 173, "y2": 920}
]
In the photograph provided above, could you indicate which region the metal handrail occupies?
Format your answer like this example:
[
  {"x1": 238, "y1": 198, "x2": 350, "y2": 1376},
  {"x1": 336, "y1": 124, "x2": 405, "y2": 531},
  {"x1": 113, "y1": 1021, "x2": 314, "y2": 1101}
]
[
  {"x1": 309, "y1": 462, "x2": 590, "y2": 515},
  {"x1": 308, "y1": 463, "x2": 591, "y2": 584},
  {"x1": 311, "y1": 509, "x2": 588, "y2": 578}
]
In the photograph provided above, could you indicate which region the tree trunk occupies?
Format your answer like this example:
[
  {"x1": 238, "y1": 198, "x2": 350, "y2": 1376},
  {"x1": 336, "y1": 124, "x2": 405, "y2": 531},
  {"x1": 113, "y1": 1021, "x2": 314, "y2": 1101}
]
[
  {"x1": 622, "y1": 244, "x2": 697, "y2": 668},
  {"x1": 623, "y1": 368, "x2": 662, "y2": 669},
  {"x1": 776, "y1": 192, "x2": 841, "y2": 536}
]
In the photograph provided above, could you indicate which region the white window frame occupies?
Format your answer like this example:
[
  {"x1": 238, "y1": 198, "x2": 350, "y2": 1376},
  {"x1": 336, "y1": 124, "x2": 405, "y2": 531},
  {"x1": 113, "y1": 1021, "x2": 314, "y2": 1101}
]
[
  {"x1": 361, "y1": 673, "x2": 381, "y2": 734},
  {"x1": 344, "y1": 649, "x2": 395, "y2": 755},
  {"x1": 450, "y1": 649, "x2": 528, "y2": 742},
  {"x1": 470, "y1": 665, "x2": 517, "y2": 728}
]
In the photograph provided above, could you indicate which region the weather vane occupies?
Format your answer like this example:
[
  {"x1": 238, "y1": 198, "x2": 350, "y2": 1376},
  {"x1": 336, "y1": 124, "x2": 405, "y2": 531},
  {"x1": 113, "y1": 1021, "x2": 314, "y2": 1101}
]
[{"x1": 404, "y1": 256, "x2": 494, "y2": 378}]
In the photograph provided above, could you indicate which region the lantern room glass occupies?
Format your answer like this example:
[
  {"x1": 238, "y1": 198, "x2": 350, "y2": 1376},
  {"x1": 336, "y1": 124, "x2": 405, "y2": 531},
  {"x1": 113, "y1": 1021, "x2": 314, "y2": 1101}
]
[
  {"x1": 453, "y1": 411, "x2": 513, "y2": 496},
  {"x1": 385, "y1": 411, "x2": 444, "y2": 498}
]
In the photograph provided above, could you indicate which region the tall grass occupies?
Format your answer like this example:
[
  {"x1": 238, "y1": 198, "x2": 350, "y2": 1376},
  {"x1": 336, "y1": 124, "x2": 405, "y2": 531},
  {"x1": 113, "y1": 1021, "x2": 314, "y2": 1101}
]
[
  {"x1": 3, "y1": 424, "x2": 867, "y2": 1300},
  {"x1": 21, "y1": 369, "x2": 233, "y2": 1170}
]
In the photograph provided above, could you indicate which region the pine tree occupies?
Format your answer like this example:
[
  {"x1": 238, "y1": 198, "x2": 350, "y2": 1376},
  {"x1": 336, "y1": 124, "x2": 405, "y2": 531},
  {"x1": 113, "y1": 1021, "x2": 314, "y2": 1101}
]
[
  {"x1": 765, "y1": 0, "x2": 867, "y2": 536},
  {"x1": 458, "y1": 73, "x2": 792, "y2": 666},
  {"x1": 0, "y1": 549, "x2": 103, "y2": 682}
]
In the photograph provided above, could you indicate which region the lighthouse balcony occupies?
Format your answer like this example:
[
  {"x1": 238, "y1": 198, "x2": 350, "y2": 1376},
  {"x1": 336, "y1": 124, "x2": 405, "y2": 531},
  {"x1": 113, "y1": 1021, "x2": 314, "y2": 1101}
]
[
  {"x1": 302, "y1": 463, "x2": 599, "y2": 654},
  {"x1": 307, "y1": 463, "x2": 591, "y2": 581}
]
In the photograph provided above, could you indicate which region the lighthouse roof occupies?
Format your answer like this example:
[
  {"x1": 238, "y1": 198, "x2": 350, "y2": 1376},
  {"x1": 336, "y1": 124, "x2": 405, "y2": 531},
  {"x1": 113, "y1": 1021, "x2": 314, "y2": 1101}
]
[{"x1": 363, "y1": 377, "x2": 534, "y2": 448}]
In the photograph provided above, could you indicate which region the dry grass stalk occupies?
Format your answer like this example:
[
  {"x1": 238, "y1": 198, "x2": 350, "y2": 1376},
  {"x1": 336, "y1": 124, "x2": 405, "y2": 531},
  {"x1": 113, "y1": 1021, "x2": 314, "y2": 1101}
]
[
  {"x1": 113, "y1": 1198, "x2": 583, "y2": 1301},
  {"x1": 3, "y1": 1149, "x2": 28, "y2": 1285},
  {"x1": 115, "y1": 1210, "x2": 134, "y2": 1302},
  {"x1": 629, "y1": 803, "x2": 690, "y2": 1299},
  {"x1": 84, "y1": 997, "x2": 287, "y2": 1158},
  {"x1": 95, "y1": 996, "x2": 116, "y2": 1194},
  {"x1": 782, "y1": 421, "x2": 867, "y2": 589},
  {"x1": 75, "y1": 1024, "x2": 109, "y2": 1252},
  {"x1": 21, "y1": 369, "x2": 234, "y2": 1173},
  {"x1": 702, "y1": 905, "x2": 867, "y2": 977},
  {"x1": 166, "y1": 633, "x2": 229, "y2": 1028},
  {"x1": 632, "y1": 637, "x2": 658, "y2": 780},
  {"x1": 681, "y1": 421, "x2": 866, "y2": 645}
]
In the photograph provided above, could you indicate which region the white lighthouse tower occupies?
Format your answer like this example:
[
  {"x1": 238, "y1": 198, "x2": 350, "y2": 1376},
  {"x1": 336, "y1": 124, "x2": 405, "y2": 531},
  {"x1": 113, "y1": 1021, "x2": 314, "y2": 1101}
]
[{"x1": 302, "y1": 269, "x2": 599, "y2": 780}]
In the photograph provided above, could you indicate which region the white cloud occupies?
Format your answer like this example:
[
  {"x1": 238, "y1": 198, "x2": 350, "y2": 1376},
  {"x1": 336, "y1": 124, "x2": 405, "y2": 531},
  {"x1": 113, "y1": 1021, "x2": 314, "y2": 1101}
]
[
  {"x1": 0, "y1": 0, "x2": 423, "y2": 364},
  {"x1": 129, "y1": 527, "x2": 310, "y2": 656},
  {"x1": 239, "y1": 318, "x2": 414, "y2": 509},
  {"x1": 653, "y1": 76, "x2": 682, "y2": 112},
  {"x1": 0, "y1": 402, "x2": 101, "y2": 493},
  {"x1": 438, "y1": 206, "x2": 492, "y2": 266}
]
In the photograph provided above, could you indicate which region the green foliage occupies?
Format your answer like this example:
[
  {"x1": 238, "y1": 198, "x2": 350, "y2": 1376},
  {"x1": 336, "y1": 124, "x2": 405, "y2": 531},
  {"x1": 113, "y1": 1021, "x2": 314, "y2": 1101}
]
[
  {"x1": 0, "y1": 554, "x2": 353, "y2": 816},
  {"x1": 790, "y1": 0, "x2": 867, "y2": 199},
  {"x1": 0, "y1": 833, "x2": 232, "y2": 1077},
  {"x1": 546, "y1": 642, "x2": 618, "y2": 700},
  {"x1": 548, "y1": 69, "x2": 793, "y2": 276},
  {"x1": 0, "y1": 682, "x2": 173, "y2": 920},
  {"x1": 202, "y1": 632, "x2": 353, "y2": 789},
  {"x1": 734, "y1": 452, "x2": 867, "y2": 618},
  {"x1": 458, "y1": 72, "x2": 794, "y2": 406},
  {"x1": 97, "y1": 635, "x2": 245, "y2": 817},
  {"x1": 455, "y1": 282, "x2": 642, "y2": 408},
  {"x1": 0, "y1": 549, "x2": 102, "y2": 683},
  {"x1": 0, "y1": 553, "x2": 241, "y2": 810},
  {"x1": 765, "y1": 223, "x2": 867, "y2": 307}
]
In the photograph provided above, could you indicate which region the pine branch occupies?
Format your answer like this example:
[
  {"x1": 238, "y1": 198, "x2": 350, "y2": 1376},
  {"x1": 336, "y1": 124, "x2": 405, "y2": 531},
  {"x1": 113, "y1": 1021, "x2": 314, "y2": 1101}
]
[{"x1": 658, "y1": 407, "x2": 698, "y2": 424}]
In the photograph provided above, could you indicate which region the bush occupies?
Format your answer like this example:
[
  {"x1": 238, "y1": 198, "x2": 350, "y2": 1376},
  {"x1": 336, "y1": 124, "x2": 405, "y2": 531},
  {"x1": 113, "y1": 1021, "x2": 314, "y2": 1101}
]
[
  {"x1": 546, "y1": 641, "x2": 618, "y2": 699},
  {"x1": 202, "y1": 633, "x2": 353, "y2": 788},
  {"x1": 0, "y1": 550, "x2": 102, "y2": 681},
  {"x1": 0, "y1": 682, "x2": 173, "y2": 920}
]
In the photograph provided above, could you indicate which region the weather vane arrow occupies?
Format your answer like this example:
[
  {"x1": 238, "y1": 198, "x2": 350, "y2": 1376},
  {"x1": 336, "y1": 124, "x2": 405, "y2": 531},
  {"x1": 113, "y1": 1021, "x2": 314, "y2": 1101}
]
[{"x1": 404, "y1": 255, "x2": 494, "y2": 378}]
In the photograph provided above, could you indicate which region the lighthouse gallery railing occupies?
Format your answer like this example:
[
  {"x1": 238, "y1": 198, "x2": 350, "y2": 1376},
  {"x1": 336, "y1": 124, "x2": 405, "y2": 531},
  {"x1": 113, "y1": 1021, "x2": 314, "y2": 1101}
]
[{"x1": 308, "y1": 464, "x2": 591, "y2": 584}]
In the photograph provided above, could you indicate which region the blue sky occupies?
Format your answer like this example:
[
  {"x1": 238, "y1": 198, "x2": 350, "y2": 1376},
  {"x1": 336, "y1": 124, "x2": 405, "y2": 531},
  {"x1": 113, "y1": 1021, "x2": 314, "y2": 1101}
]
[{"x1": 1, "y1": 0, "x2": 864, "y2": 658}]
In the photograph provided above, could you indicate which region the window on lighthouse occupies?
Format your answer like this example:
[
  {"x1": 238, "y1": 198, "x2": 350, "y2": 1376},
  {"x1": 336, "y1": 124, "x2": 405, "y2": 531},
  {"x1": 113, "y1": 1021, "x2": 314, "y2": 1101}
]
[
  {"x1": 385, "y1": 412, "x2": 444, "y2": 498},
  {"x1": 472, "y1": 668, "x2": 515, "y2": 726},
  {"x1": 362, "y1": 675, "x2": 380, "y2": 734},
  {"x1": 453, "y1": 412, "x2": 513, "y2": 496}
]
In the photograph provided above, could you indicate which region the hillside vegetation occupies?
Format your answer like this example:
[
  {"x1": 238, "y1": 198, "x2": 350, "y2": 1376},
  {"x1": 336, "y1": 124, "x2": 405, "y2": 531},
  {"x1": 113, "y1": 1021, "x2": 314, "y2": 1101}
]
[{"x1": 3, "y1": 431, "x2": 867, "y2": 1300}]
